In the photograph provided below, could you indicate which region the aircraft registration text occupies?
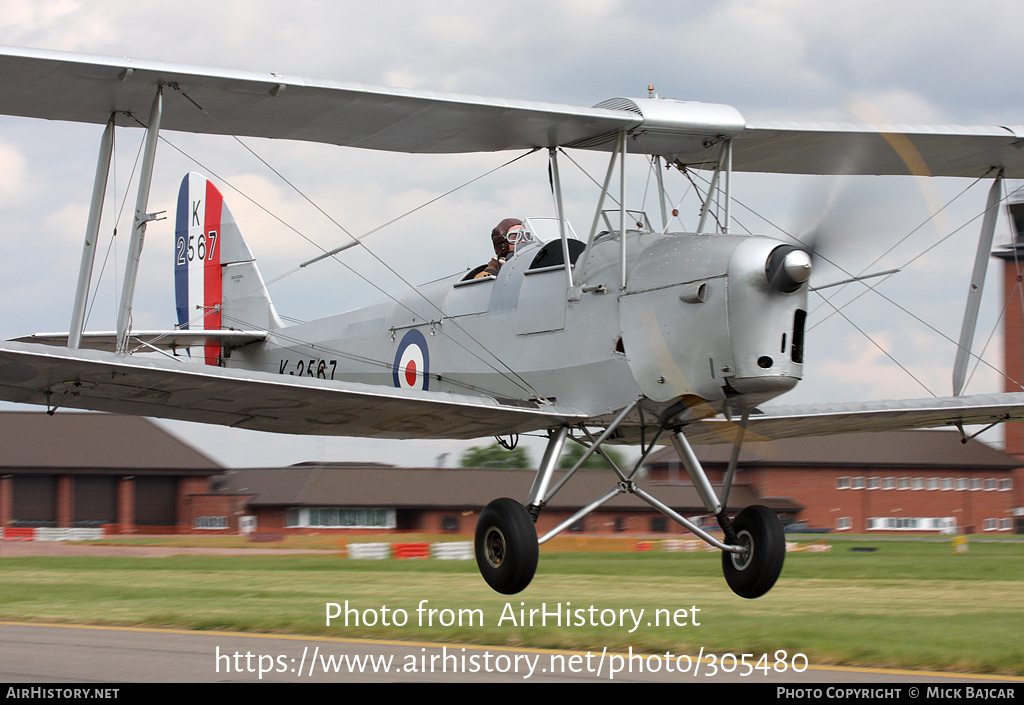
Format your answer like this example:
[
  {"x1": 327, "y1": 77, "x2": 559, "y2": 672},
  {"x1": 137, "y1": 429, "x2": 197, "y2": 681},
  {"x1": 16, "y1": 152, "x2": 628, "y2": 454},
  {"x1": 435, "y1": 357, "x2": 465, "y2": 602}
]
[{"x1": 278, "y1": 358, "x2": 338, "y2": 379}]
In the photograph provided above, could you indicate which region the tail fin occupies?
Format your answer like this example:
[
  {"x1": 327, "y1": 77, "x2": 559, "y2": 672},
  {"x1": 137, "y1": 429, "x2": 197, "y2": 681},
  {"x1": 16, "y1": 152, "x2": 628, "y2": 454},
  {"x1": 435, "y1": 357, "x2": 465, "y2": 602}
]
[{"x1": 174, "y1": 173, "x2": 282, "y2": 365}]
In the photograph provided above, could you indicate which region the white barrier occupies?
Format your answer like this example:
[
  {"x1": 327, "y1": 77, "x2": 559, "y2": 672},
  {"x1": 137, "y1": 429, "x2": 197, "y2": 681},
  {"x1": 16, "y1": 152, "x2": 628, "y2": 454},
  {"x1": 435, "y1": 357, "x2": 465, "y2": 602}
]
[
  {"x1": 347, "y1": 542, "x2": 392, "y2": 559},
  {"x1": 431, "y1": 541, "x2": 473, "y2": 560},
  {"x1": 69, "y1": 528, "x2": 105, "y2": 541},
  {"x1": 34, "y1": 528, "x2": 69, "y2": 541},
  {"x1": 32, "y1": 527, "x2": 106, "y2": 542},
  {"x1": 347, "y1": 541, "x2": 473, "y2": 560}
]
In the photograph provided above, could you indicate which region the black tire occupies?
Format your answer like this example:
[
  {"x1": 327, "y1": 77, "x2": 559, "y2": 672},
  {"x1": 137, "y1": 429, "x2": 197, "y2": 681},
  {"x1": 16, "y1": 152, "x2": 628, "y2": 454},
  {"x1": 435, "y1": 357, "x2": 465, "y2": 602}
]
[
  {"x1": 721, "y1": 505, "x2": 785, "y2": 599},
  {"x1": 475, "y1": 498, "x2": 539, "y2": 595}
]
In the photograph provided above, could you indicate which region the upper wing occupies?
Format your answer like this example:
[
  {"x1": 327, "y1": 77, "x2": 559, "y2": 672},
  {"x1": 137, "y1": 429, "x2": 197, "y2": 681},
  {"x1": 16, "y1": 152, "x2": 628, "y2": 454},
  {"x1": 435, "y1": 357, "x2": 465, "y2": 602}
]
[
  {"x1": 728, "y1": 121, "x2": 1024, "y2": 178},
  {"x1": 0, "y1": 45, "x2": 636, "y2": 154},
  {"x1": 2, "y1": 45, "x2": 1022, "y2": 176},
  {"x1": 0, "y1": 341, "x2": 585, "y2": 440},
  {"x1": 682, "y1": 394, "x2": 1024, "y2": 445}
]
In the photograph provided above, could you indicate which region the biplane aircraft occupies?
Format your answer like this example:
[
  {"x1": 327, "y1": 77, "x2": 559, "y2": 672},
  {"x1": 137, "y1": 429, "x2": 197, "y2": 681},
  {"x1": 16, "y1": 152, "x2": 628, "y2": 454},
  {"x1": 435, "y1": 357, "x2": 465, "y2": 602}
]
[{"x1": 1, "y1": 45, "x2": 1023, "y2": 598}]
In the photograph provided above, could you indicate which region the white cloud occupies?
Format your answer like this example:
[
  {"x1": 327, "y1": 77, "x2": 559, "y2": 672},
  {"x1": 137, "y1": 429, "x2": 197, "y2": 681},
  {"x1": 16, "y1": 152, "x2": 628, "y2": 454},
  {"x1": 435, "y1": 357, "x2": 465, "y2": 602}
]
[{"x1": 0, "y1": 140, "x2": 27, "y2": 203}]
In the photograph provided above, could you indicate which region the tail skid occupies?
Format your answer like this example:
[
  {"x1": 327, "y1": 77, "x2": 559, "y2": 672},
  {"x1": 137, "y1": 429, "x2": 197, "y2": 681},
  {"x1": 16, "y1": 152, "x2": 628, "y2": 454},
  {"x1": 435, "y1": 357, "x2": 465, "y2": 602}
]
[{"x1": 174, "y1": 173, "x2": 282, "y2": 364}]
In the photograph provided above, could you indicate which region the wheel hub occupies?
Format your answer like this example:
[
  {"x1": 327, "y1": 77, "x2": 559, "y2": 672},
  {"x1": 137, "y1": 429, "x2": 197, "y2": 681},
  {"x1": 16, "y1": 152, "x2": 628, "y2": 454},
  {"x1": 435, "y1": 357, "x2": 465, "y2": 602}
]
[
  {"x1": 729, "y1": 529, "x2": 754, "y2": 571},
  {"x1": 483, "y1": 526, "x2": 507, "y2": 568}
]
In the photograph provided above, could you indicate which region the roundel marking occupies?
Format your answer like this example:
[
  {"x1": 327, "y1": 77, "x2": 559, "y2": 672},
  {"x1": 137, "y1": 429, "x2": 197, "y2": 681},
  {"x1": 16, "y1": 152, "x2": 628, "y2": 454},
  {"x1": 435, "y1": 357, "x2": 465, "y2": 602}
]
[{"x1": 393, "y1": 328, "x2": 430, "y2": 391}]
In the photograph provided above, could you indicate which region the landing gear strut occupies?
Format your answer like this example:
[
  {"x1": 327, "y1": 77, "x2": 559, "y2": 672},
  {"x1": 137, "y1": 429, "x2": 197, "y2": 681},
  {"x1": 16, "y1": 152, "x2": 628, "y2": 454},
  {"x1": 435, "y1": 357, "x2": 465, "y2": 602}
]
[{"x1": 472, "y1": 400, "x2": 785, "y2": 597}]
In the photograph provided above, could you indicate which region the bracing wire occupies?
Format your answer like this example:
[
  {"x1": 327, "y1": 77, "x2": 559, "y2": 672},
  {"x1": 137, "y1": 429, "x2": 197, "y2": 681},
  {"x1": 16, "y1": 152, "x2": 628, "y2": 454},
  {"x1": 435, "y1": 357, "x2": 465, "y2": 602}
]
[
  {"x1": 687, "y1": 164, "x2": 1022, "y2": 394},
  {"x1": 84, "y1": 122, "x2": 145, "y2": 331},
  {"x1": 125, "y1": 92, "x2": 548, "y2": 399}
]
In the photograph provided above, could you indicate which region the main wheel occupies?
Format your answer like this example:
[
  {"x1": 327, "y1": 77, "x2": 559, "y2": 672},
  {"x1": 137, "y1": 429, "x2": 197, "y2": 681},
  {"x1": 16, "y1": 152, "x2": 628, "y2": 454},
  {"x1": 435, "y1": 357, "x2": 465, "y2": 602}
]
[
  {"x1": 721, "y1": 505, "x2": 785, "y2": 599},
  {"x1": 475, "y1": 498, "x2": 539, "y2": 595}
]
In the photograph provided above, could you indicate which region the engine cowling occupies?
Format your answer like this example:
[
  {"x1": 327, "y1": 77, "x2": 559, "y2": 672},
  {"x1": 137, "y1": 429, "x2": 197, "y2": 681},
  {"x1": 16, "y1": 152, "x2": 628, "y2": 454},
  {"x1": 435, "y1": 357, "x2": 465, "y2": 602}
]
[{"x1": 619, "y1": 234, "x2": 808, "y2": 410}]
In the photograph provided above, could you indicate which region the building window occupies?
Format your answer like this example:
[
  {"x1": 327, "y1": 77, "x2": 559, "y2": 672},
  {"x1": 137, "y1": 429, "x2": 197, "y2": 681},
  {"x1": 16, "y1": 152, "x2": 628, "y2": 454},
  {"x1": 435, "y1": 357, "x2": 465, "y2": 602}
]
[
  {"x1": 984, "y1": 518, "x2": 998, "y2": 531},
  {"x1": 837, "y1": 476, "x2": 850, "y2": 489},
  {"x1": 852, "y1": 476, "x2": 865, "y2": 489},
  {"x1": 195, "y1": 516, "x2": 228, "y2": 529},
  {"x1": 1000, "y1": 518, "x2": 1012, "y2": 531},
  {"x1": 1000, "y1": 478, "x2": 1012, "y2": 491},
  {"x1": 971, "y1": 478, "x2": 983, "y2": 491},
  {"x1": 867, "y1": 516, "x2": 955, "y2": 531},
  {"x1": 650, "y1": 516, "x2": 668, "y2": 533},
  {"x1": 867, "y1": 477, "x2": 880, "y2": 490},
  {"x1": 928, "y1": 477, "x2": 940, "y2": 490},
  {"x1": 942, "y1": 477, "x2": 954, "y2": 490},
  {"x1": 285, "y1": 507, "x2": 396, "y2": 529},
  {"x1": 898, "y1": 477, "x2": 911, "y2": 490},
  {"x1": 912, "y1": 477, "x2": 924, "y2": 490},
  {"x1": 836, "y1": 517, "x2": 852, "y2": 531},
  {"x1": 883, "y1": 477, "x2": 896, "y2": 490},
  {"x1": 958, "y1": 478, "x2": 970, "y2": 490},
  {"x1": 985, "y1": 479, "x2": 997, "y2": 491},
  {"x1": 441, "y1": 515, "x2": 458, "y2": 532},
  {"x1": 614, "y1": 517, "x2": 626, "y2": 532}
]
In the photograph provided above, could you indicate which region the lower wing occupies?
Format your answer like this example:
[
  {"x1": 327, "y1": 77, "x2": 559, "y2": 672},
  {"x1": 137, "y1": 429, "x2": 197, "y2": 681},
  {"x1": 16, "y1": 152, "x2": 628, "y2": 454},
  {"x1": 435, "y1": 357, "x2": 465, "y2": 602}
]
[
  {"x1": 0, "y1": 341, "x2": 585, "y2": 440},
  {"x1": 685, "y1": 395, "x2": 1024, "y2": 445},
  {"x1": 4, "y1": 339, "x2": 1024, "y2": 445}
]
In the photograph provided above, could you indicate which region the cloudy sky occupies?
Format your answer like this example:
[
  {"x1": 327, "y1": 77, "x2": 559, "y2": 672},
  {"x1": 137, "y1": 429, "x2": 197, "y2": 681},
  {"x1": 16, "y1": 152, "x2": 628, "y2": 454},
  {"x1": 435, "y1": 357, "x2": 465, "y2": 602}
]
[{"x1": 0, "y1": 0, "x2": 1022, "y2": 468}]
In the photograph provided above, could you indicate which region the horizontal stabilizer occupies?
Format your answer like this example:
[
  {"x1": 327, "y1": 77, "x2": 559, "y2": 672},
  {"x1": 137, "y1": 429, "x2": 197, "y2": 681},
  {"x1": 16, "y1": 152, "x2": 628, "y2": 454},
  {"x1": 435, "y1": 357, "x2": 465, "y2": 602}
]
[
  {"x1": 13, "y1": 330, "x2": 266, "y2": 353},
  {"x1": 0, "y1": 341, "x2": 586, "y2": 440}
]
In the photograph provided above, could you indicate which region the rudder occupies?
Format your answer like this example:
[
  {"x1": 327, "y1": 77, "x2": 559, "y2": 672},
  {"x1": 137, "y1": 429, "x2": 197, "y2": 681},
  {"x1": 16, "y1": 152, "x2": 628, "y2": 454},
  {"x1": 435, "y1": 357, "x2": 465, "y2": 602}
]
[{"x1": 174, "y1": 173, "x2": 282, "y2": 365}]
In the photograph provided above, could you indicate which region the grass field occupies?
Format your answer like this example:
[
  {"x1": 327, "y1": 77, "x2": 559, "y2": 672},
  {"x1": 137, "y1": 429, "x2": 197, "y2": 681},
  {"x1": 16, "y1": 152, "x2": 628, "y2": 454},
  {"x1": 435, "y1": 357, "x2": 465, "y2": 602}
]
[{"x1": 1, "y1": 537, "x2": 1022, "y2": 675}]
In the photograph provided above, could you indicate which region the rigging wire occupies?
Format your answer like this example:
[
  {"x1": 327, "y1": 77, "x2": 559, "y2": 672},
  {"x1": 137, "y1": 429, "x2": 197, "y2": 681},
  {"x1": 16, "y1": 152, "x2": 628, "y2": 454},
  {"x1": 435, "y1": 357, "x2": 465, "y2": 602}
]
[
  {"x1": 199, "y1": 310, "x2": 526, "y2": 398},
  {"x1": 699, "y1": 166, "x2": 1022, "y2": 393},
  {"x1": 83, "y1": 122, "x2": 145, "y2": 331},
  {"x1": 639, "y1": 155, "x2": 654, "y2": 213},
  {"x1": 168, "y1": 87, "x2": 548, "y2": 399},
  {"x1": 807, "y1": 172, "x2": 991, "y2": 326},
  {"x1": 131, "y1": 128, "x2": 544, "y2": 398},
  {"x1": 676, "y1": 165, "x2": 724, "y2": 234},
  {"x1": 163, "y1": 132, "x2": 542, "y2": 397},
  {"x1": 128, "y1": 91, "x2": 548, "y2": 399},
  {"x1": 812, "y1": 286, "x2": 937, "y2": 398},
  {"x1": 808, "y1": 183, "x2": 1014, "y2": 347},
  {"x1": 963, "y1": 277, "x2": 1019, "y2": 393},
  {"x1": 556, "y1": 148, "x2": 621, "y2": 208},
  {"x1": 302, "y1": 149, "x2": 540, "y2": 268}
]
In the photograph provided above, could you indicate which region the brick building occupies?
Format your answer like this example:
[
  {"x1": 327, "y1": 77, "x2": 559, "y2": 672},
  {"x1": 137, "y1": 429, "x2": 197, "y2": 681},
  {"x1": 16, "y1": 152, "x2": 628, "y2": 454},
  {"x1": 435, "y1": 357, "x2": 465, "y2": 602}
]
[
  {"x1": 0, "y1": 412, "x2": 236, "y2": 534},
  {"x1": 211, "y1": 462, "x2": 802, "y2": 536},
  {"x1": 645, "y1": 430, "x2": 1021, "y2": 534},
  {"x1": 2, "y1": 411, "x2": 1020, "y2": 537},
  {"x1": 994, "y1": 197, "x2": 1024, "y2": 465}
]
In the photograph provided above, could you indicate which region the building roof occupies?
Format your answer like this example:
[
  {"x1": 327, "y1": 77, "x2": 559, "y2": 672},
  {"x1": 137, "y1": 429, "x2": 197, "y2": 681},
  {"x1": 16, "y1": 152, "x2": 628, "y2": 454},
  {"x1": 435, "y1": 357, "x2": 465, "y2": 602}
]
[
  {"x1": 647, "y1": 429, "x2": 1021, "y2": 469},
  {"x1": 0, "y1": 411, "x2": 222, "y2": 473},
  {"x1": 213, "y1": 465, "x2": 802, "y2": 513}
]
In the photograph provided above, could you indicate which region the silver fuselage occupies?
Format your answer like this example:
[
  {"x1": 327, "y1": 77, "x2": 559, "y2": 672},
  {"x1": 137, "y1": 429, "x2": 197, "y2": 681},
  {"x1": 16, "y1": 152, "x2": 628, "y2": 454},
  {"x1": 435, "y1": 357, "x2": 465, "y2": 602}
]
[{"x1": 228, "y1": 226, "x2": 809, "y2": 424}]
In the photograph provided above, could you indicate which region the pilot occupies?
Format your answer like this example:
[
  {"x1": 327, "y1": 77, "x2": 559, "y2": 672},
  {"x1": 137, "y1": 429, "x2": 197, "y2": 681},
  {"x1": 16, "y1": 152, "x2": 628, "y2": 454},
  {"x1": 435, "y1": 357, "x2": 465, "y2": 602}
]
[{"x1": 474, "y1": 218, "x2": 524, "y2": 278}]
